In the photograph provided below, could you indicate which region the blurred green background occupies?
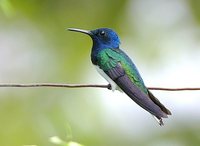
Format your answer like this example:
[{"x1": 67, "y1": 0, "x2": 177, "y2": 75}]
[{"x1": 0, "y1": 0, "x2": 200, "y2": 146}]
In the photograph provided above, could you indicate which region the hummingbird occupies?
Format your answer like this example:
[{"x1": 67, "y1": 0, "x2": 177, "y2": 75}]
[{"x1": 68, "y1": 28, "x2": 171, "y2": 126}]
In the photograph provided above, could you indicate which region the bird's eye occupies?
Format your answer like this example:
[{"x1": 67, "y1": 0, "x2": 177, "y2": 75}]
[{"x1": 99, "y1": 31, "x2": 105, "y2": 36}]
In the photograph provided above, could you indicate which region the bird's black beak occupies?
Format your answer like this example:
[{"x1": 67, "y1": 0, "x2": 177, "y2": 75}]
[{"x1": 67, "y1": 28, "x2": 92, "y2": 36}]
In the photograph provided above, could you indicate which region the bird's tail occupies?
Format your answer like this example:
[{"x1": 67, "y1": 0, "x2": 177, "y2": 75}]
[
  {"x1": 148, "y1": 90, "x2": 172, "y2": 126},
  {"x1": 152, "y1": 115, "x2": 164, "y2": 126},
  {"x1": 148, "y1": 90, "x2": 172, "y2": 115}
]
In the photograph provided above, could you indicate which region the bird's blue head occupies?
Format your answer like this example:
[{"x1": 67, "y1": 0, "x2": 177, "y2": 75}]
[
  {"x1": 68, "y1": 28, "x2": 121, "y2": 49},
  {"x1": 90, "y1": 28, "x2": 120, "y2": 49}
]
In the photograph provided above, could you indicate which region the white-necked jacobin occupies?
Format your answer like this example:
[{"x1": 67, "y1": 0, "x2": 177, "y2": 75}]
[{"x1": 68, "y1": 28, "x2": 171, "y2": 126}]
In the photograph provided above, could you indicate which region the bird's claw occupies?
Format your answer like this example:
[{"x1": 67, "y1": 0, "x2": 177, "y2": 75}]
[{"x1": 107, "y1": 84, "x2": 112, "y2": 90}]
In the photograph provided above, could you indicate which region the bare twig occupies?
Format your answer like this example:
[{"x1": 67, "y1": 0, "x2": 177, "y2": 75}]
[
  {"x1": 0, "y1": 83, "x2": 199, "y2": 91},
  {"x1": 0, "y1": 83, "x2": 110, "y2": 89},
  {"x1": 148, "y1": 87, "x2": 200, "y2": 91}
]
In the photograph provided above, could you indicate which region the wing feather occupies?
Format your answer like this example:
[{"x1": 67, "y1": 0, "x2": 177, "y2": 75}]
[
  {"x1": 105, "y1": 64, "x2": 169, "y2": 118},
  {"x1": 97, "y1": 49, "x2": 171, "y2": 120}
]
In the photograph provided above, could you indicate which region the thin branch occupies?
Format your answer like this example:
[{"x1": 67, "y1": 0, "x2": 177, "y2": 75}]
[
  {"x1": 0, "y1": 83, "x2": 200, "y2": 91},
  {"x1": 0, "y1": 83, "x2": 110, "y2": 89},
  {"x1": 148, "y1": 87, "x2": 200, "y2": 91}
]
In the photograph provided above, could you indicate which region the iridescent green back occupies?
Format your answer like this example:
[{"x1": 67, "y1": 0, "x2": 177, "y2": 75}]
[{"x1": 97, "y1": 48, "x2": 148, "y2": 94}]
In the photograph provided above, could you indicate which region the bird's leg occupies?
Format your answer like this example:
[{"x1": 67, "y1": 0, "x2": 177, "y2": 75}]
[{"x1": 107, "y1": 84, "x2": 112, "y2": 90}]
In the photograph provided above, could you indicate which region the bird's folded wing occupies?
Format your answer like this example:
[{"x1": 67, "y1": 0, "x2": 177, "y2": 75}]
[{"x1": 105, "y1": 64, "x2": 168, "y2": 118}]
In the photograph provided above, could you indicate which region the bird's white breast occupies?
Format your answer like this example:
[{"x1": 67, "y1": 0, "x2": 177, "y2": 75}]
[{"x1": 95, "y1": 65, "x2": 119, "y2": 91}]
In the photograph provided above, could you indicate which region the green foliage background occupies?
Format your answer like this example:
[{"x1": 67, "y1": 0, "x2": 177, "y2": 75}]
[{"x1": 0, "y1": 0, "x2": 200, "y2": 146}]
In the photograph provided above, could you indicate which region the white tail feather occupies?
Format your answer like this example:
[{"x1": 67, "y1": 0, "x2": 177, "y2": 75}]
[{"x1": 152, "y1": 115, "x2": 164, "y2": 126}]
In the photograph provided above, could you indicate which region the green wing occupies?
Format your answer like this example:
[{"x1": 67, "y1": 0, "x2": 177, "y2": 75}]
[
  {"x1": 97, "y1": 48, "x2": 148, "y2": 94},
  {"x1": 96, "y1": 48, "x2": 171, "y2": 121}
]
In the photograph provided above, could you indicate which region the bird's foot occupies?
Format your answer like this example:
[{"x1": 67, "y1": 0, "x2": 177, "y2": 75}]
[{"x1": 107, "y1": 84, "x2": 112, "y2": 90}]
